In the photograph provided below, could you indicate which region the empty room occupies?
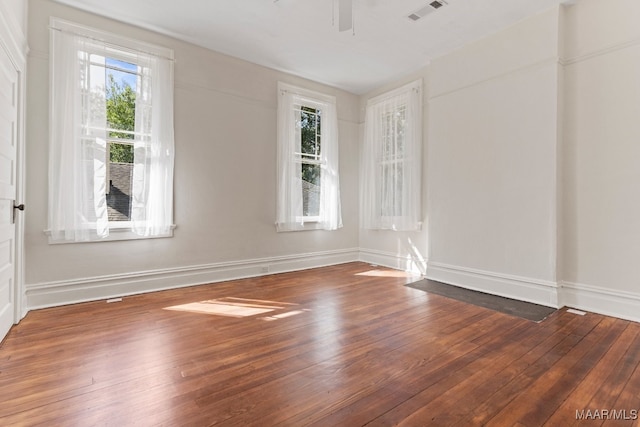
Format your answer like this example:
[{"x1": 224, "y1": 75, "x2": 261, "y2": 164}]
[{"x1": 1, "y1": 0, "x2": 640, "y2": 425}]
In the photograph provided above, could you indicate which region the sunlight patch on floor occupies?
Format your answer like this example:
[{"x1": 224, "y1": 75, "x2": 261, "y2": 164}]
[
  {"x1": 164, "y1": 297, "x2": 297, "y2": 318},
  {"x1": 261, "y1": 309, "x2": 310, "y2": 321},
  {"x1": 356, "y1": 269, "x2": 419, "y2": 278}
]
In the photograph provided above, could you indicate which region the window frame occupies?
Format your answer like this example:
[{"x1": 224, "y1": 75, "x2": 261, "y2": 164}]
[
  {"x1": 361, "y1": 79, "x2": 423, "y2": 231},
  {"x1": 295, "y1": 102, "x2": 324, "y2": 223},
  {"x1": 276, "y1": 82, "x2": 342, "y2": 232},
  {"x1": 378, "y1": 104, "x2": 407, "y2": 222},
  {"x1": 86, "y1": 52, "x2": 138, "y2": 221},
  {"x1": 47, "y1": 18, "x2": 176, "y2": 243}
]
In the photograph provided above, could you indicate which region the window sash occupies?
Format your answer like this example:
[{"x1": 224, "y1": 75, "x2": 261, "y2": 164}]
[
  {"x1": 296, "y1": 103, "x2": 323, "y2": 220},
  {"x1": 85, "y1": 125, "x2": 151, "y2": 140},
  {"x1": 295, "y1": 105, "x2": 322, "y2": 159}
]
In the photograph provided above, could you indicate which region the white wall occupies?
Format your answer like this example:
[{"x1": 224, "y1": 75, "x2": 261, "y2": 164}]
[
  {"x1": 0, "y1": 0, "x2": 28, "y2": 57},
  {"x1": 426, "y1": 8, "x2": 562, "y2": 306},
  {"x1": 25, "y1": 0, "x2": 360, "y2": 308},
  {"x1": 360, "y1": 1, "x2": 640, "y2": 322},
  {"x1": 2, "y1": 0, "x2": 27, "y2": 34},
  {"x1": 359, "y1": 8, "x2": 564, "y2": 306},
  {"x1": 561, "y1": 0, "x2": 640, "y2": 320}
]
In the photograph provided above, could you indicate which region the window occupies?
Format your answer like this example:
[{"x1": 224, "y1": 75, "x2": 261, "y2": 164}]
[
  {"x1": 48, "y1": 19, "x2": 175, "y2": 242},
  {"x1": 104, "y1": 57, "x2": 137, "y2": 222},
  {"x1": 276, "y1": 82, "x2": 342, "y2": 231},
  {"x1": 298, "y1": 105, "x2": 322, "y2": 219},
  {"x1": 361, "y1": 80, "x2": 422, "y2": 231}
]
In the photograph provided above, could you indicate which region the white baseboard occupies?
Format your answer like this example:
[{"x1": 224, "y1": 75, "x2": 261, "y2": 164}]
[
  {"x1": 24, "y1": 248, "x2": 640, "y2": 325},
  {"x1": 561, "y1": 281, "x2": 640, "y2": 324},
  {"x1": 26, "y1": 248, "x2": 360, "y2": 310},
  {"x1": 359, "y1": 248, "x2": 427, "y2": 275},
  {"x1": 426, "y1": 261, "x2": 560, "y2": 308}
]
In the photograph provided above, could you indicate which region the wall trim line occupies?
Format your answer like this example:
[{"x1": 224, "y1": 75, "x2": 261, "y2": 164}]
[
  {"x1": 26, "y1": 248, "x2": 360, "y2": 310},
  {"x1": 563, "y1": 36, "x2": 640, "y2": 67},
  {"x1": 25, "y1": 249, "x2": 640, "y2": 325},
  {"x1": 359, "y1": 248, "x2": 427, "y2": 275},
  {"x1": 429, "y1": 56, "x2": 560, "y2": 101},
  {"x1": 560, "y1": 281, "x2": 640, "y2": 324},
  {"x1": 426, "y1": 261, "x2": 560, "y2": 308}
]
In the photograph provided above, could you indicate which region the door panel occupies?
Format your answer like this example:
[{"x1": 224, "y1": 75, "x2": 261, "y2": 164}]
[{"x1": 0, "y1": 44, "x2": 17, "y2": 343}]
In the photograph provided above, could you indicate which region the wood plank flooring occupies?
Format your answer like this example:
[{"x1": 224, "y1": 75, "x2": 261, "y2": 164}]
[{"x1": 1, "y1": 262, "x2": 639, "y2": 426}]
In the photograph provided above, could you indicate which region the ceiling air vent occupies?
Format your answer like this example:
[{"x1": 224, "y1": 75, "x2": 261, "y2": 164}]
[{"x1": 408, "y1": 0, "x2": 448, "y2": 21}]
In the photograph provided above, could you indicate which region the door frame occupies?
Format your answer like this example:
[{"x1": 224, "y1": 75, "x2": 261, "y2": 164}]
[
  {"x1": 14, "y1": 59, "x2": 26, "y2": 323},
  {"x1": 0, "y1": 3, "x2": 28, "y2": 326}
]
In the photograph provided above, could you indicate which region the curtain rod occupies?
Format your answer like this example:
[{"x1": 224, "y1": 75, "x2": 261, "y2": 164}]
[
  {"x1": 49, "y1": 26, "x2": 175, "y2": 62},
  {"x1": 366, "y1": 82, "x2": 421, "y2": 105},
  {"x1": 279, "y1": 88, "x2": 335, "y2": 105}
]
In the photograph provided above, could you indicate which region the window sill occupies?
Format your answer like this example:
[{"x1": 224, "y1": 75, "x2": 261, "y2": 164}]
[
  {"x1": 44, "y1": 224, "x2": 176, "y2": 244},
  {"x1": 365, "y1": 220, "x2": 423, "y2": 232},
  {"x1": 275, "y1": 219, "x2": 328, "y2": 232}
]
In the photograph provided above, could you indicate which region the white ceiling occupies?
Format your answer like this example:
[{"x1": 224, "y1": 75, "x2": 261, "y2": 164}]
[{"x1": 51, "y1": 0, "x2": 571, "y2": 94}]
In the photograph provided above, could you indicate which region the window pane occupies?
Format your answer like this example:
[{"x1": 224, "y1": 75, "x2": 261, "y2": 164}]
[
  {"x1": 380, "y1": 104, "x2": 407, "y2": 218},
  {"x1": 302, "y1": 163, "x2": 321, "y2": 217},
  {"x1": 104, "y1": 58, "x2": 136, "y2": 222},
  {"x1": 105, "y1": 58, "x2": 137, "y2": 140},
  {"x1": 87, "y1": 54, "x2": 107, "y2": 132},
  {"x1": 109, "y1": 143, "x2": 134, "y2": 163},
  {"x1": 299, "y1": 106, "x2": 321, "y2": 158},
  {"x1": 380, "y1": 163, "x2": 403, "y2": 217},
  {"x1": 107, "y1": 142, "x2": 133, "y2": 221},
  {"x1": 382, "y1": 105, "x2": 407, "y2": 160},
  {"x1": 395, "y1": 106, "x2": 406, "y2": 156}
]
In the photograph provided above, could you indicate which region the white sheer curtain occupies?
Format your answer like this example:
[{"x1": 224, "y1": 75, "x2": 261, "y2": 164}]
[
  {"x1": 276, "y1": 89, "x2": 304, "y2": 231},
  {"x1": 361, "y1": 79, "x2": 422, "y2": 231},
  {"x1": 318, "y1": 100, "x2": 342, "y2": 230},
  {"x1": 276, "y1": 83, "x2": 342, "y2": 231},
  {"x1": 49, "y1": 29, "x2": 109, "y2": 242},
  {"x1": 49, "y1": 21, "x2": 175, "y2": 242},
  {"x1": 131, "y1": 55, "x2": 175, "y2": 237}
]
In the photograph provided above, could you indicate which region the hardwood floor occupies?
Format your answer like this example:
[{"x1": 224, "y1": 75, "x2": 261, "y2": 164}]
[{"x1": 1, "y1": 262, "x2": 639, "y2": 426}]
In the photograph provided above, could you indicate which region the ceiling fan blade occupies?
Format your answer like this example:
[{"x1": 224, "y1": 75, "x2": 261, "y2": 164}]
[{"x1": 338, "y1": 0, "x2": 353, "y2": 32}]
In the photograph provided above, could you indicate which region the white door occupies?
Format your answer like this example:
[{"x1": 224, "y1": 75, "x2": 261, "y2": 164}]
[{"x1": 0, "y1": 44, "x2": 18, "y2": 342}]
